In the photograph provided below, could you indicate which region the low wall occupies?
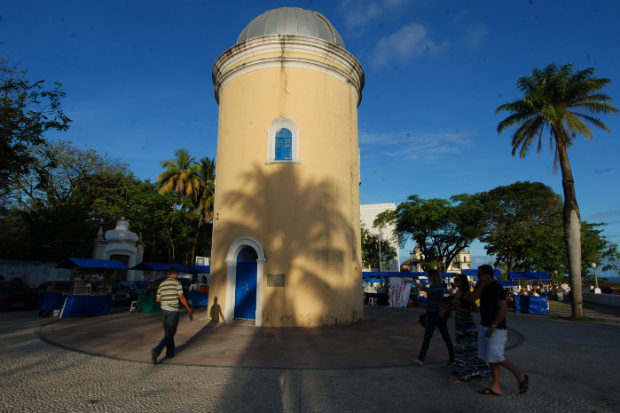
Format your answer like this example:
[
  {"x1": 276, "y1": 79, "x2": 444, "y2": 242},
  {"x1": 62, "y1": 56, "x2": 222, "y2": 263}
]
[
  {"x1": 0, "y1": 260, "x2": 71, "y2": 288},
  {"x1": 582, "y1": 290, "x2": 620, "y2": 309}
]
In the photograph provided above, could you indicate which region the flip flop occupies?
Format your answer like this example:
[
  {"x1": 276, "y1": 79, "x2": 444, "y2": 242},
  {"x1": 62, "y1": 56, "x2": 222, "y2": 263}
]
[
  {"x1": 478, "y1": 387, "x2": 501, "y2": 396},
  {"x1": 518, "y1": 374, "x2": 529, "y2": 394},
  {"x1": 409, "y1": 358, "x2": 423, "y2": 366}
]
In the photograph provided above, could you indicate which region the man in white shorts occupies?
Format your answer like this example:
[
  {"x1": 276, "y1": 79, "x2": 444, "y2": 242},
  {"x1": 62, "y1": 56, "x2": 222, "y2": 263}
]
[{"x1": 473, "y1": 265, "x2": 528, "y2": 396}]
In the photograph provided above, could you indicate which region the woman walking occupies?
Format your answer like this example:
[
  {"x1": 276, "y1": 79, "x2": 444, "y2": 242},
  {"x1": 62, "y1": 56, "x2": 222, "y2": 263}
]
[
  {"x1": 448, "y1": 273, "x2": 490, "y2": 384},
  {"x1": 410, "y1": 269, "x2": 454, "y2": 366}
]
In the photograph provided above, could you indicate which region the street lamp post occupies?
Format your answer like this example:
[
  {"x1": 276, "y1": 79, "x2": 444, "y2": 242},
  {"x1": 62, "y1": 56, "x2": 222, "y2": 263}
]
[
  {"x1": 591, "y1": 263, "x2": 601, "y2": 294},
  {"x1": 377, "y1": 232, "x2": 382, "y2": 272}
]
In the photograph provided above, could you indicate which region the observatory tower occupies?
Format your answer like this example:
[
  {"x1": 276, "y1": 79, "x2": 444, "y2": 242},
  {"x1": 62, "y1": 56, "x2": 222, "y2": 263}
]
[{"x1": 210, "y1": 7, "x2": 365, "y2": 327}]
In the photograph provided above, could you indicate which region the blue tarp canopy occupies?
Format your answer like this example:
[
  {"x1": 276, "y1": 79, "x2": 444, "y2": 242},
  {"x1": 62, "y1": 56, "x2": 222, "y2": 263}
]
[
  {"x1": 363, "y1": 271, "x2": 411, "y2": 278},
  {"x1": 509, "y1": 272, "x2": 551, "y2": 281},
  {"x1": 191, "y1": 265, "x2": 210, "y2": 273},
  {"x1": 497, "y1": 280, "x2": 518, "y2": 287},
  {"x1": 131, "y1": 261, "x2": 198, "y2": 274},
  {"x1": 57, "y1": 257, "x2": 129, "y2": 270},
  {"x1": 362, "y1": 271, "x2": 455, "y2": 278},
  {"x1": 461, "y1": 269, "x2": 502, "y2": 279}
]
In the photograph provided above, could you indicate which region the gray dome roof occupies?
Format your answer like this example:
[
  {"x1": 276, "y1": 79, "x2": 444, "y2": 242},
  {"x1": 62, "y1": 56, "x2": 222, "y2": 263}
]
[{"x1": 237, "y1": 7, "x2": 345, "y2": 49}]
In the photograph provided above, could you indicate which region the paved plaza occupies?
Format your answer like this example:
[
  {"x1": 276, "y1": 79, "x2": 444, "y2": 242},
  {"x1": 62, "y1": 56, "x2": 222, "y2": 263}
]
[{"x1": 0, "y1": 304, "x2": 618, "y2": 412}]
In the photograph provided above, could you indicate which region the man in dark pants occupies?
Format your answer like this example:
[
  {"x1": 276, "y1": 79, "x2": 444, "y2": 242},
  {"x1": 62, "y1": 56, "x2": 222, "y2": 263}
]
[
  {"x1": 151, "y1": 268, "x2": 193, "y2": 365},
  {"x1": 473, "y1": 265, "x2": 528, "y2": 395}
]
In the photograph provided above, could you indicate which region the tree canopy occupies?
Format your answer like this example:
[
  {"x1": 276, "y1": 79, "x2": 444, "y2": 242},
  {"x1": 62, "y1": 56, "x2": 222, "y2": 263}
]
[
  {"x1": 375, "y1": 194, "x2": 485, "y2": 272},
  {"x1": 361, "y1": 227, "x2": 397, "y2": 271},
  {"x1": 1, "y1": 57, "x2": 71, "y2": 195}
]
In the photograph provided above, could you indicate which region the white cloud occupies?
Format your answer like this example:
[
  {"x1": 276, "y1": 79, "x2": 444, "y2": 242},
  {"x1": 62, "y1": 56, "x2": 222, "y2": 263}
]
[
  {"x1": 360, "y1": 129, "x2": 474, "y2": 162},
  {"x1": 371, "y1": 23, "x2": 445, "y2": 70},
  {"x1": 339, "y1": 0, "x2": 409, "y2": 31}
]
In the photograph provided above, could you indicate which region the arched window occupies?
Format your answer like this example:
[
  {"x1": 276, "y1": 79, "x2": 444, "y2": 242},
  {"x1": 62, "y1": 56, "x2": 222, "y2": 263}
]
[
  {"x1": 267, "y1": 117, "x2": 299, "y2": 163},
  {"x1": 275, "y1": 128, "x2": 292, "y2": 161}
]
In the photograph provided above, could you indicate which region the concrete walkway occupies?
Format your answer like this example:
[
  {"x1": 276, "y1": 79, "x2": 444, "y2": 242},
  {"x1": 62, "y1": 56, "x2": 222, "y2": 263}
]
[
  {"x1": 1, "y1": 304, "x2": 618, "y2": 412},
  {"x1": 38, "y1": 305, "x2": 521, "y2": 369}
]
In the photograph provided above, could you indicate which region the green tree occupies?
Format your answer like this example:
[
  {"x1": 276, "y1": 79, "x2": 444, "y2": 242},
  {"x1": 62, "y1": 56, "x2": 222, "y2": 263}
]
[
  {"x1": 1, "y1": 57, "x2": 71, "y2": 195},
  {"x1": 375, "y1": 194, "x2": 484, "y2": 272},
  {"x1": 361, "y1": 227, "x2": 397, "y2": 271},
  {"x1": 123, "y1": 181, "x2": 189, "y2": 263},
  {"x1": 189, "y1": 157, "x2": 216, "y2": 261},
  {"x1": 0, "y1": 140, "x2": 140, "y2": 261},
  {"x1": 157, "y1": 151, "x2": 215, "y2": 263},
  {"x1": 524, "y1": 218, "x2": 619, "y2": 280},
  {"x1": 496, "y1": 64, "x2": 618, "y2": 318},
  {"x1": 479, "y1": 181, "x2": 563, "y2": 274}
]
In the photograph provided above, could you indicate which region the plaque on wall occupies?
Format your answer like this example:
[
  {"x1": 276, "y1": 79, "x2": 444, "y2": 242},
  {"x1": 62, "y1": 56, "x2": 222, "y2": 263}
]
[{"x1": 267, "y1": 273, "x2": 285, "y2": 287}]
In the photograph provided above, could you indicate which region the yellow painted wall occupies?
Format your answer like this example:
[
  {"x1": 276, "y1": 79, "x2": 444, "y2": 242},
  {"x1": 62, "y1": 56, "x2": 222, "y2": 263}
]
[{"x1": 210, "y1": 43, "x2": 363, "y2": 327}]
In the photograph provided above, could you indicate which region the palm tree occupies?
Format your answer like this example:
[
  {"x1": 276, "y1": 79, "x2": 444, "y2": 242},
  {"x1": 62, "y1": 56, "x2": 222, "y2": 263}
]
[
  {"x1": 195, "y1": 157, "x2": 216, "y2": 224},
  {"x1": 189, "y1": 157, "x2": 216, "y2": 261},
  {"x1": 496, "y1": 64, "x2": 617, "y2": 318},
  {"x1": 157, "y1": 149, "x2": 201, "y2": 263},
  {"x1": 157, "y1": 149, "x2": 201, "y2": 202}
]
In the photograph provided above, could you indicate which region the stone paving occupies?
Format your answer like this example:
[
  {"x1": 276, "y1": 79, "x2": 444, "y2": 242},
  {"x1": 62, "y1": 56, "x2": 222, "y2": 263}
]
[{"x1": 0, "y1": 304, "x2": 618, "y2": 412}]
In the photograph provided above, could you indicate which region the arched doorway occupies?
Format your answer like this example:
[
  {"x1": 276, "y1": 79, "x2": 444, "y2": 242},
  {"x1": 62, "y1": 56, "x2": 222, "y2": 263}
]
[
  {"x1": 234, "y1": 246, "x2": 257, "y2": 320},
  {"x1": 224, "y1": 236, "x2": 266, "y2": 326}
]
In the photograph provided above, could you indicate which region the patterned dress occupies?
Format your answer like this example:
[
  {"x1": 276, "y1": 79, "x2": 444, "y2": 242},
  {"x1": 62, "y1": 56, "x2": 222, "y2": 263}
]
[{"x1": 450, "y1": 300, "x2": 490, "y2": 382}]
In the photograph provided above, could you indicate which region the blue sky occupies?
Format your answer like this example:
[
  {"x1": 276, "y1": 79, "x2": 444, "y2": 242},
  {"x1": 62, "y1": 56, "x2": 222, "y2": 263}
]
[{"x1": 2, "y1": 0, "x2": 619, "y2": 277}]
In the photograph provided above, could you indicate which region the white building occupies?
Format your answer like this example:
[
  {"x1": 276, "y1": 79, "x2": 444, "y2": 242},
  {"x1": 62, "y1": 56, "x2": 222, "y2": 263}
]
[
  {"x1": 360, "y1": 203, "x2": 400, "y2": 272},
  {"x1": 92, "y1": 218, "x2": 144, "y2": 281}
]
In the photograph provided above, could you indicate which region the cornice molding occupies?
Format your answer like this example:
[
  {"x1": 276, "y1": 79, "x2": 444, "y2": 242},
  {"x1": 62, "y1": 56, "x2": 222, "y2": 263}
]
[{"x1": 213, "y1": 35, "x2": 365, "y2": 106}]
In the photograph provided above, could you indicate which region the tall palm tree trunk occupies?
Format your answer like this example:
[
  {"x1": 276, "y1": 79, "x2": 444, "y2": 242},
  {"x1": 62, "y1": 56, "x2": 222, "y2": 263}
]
[{"x1": 556, "y1": 137, "x2": 584, "y2": 318}]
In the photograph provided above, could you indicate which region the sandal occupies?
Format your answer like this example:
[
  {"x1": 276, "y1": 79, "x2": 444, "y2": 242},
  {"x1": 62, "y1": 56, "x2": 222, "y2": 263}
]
[
  {"x1": 409, "y1": 358, "x2": 423, "y2": 366},
  {"x1": 478, "y1": 387, "x2": 501, "y2": 396},
  {"x1": 518, "y1": 374, "x2": 529, "y2": 394}
]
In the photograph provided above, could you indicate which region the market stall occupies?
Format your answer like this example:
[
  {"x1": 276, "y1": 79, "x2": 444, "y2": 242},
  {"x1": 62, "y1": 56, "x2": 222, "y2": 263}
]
[
  {"x1": 131, "y1": 262, "x2": 210, "y2": 309},
  {"x1": 508, "y1": 272, "x2": 551, "y2": 314},
  {"x1": 46, "y1": 257, "x2": 130, "y2": 317},
  {"x1": 362, "y1": 271, "x2": 453, "y2": 307}
]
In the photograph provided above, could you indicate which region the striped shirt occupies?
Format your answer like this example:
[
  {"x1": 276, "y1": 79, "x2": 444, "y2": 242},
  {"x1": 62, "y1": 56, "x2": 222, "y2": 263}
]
[{"x1": 157, "y1": 278, "x2": 183, "y2": 311}]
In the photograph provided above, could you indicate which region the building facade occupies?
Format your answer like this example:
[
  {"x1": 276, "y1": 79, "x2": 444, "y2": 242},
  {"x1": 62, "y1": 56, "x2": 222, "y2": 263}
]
[
  {"x1": 92, "y1": 218, "x2": 144, "y2": 281},
  {"x1": 400, "y1": 247, "x2": 471, "y2": 273}
]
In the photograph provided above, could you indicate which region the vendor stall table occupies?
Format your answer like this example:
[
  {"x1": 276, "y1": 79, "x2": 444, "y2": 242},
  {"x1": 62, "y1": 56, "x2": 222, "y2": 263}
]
[
  {"x1": 514, "y1": 295, "x2": 549, "y2": 314},
  {"x1": 61, "y1": 295, "x2": 112, "y2": 317},
  {"x1": 189, "y1": 291, "x2": 209, "y2": 307},
  {"x1": 36, "y1": 292, "x2": 65, "y2": 311}
]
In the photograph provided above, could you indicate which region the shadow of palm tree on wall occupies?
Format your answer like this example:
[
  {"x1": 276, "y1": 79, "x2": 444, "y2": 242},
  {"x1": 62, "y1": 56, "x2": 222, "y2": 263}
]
[{"x1": 215, "y1": 163, "x2": 362, "y2": 326}]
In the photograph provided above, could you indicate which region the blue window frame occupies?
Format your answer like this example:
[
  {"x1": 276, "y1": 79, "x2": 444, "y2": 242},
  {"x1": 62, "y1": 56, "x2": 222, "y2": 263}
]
[{"x1": 275, "y1": 128, "x2": 292, "y2": 161}]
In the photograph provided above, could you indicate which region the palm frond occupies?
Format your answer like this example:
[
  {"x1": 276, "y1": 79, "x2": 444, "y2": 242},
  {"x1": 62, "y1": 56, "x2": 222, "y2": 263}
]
[
  {"x1": 498, "y1": 63, "x2": 617, "y2": 166},
  {"x1": 569, "y1": 112, "x2": 611, "y2": 133}
]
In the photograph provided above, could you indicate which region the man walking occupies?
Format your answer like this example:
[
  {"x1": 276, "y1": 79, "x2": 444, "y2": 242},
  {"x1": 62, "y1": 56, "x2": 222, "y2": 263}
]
[
  {"x1": 474, "y1": 264, "x2": 528, "y2": 395},
  {"x1": 151, "y1": 268, "x2": 193, "y2": 365}
]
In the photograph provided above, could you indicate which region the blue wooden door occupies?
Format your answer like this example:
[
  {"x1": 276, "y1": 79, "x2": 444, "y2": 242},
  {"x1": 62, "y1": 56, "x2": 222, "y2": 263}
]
[{"x1": 234, "y1": 246, "x2": 257, "y2": 320}]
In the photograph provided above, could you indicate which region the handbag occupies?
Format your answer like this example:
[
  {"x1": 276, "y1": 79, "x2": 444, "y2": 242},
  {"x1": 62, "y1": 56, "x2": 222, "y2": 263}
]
[{"x1": 418, "y1": 313, "x2": 427, "y2": 328}]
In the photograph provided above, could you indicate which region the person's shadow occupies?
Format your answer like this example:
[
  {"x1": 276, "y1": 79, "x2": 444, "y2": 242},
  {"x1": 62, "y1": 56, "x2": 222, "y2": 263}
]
[
  {"x1": 209, "y1": 296, "x2": 225, "y2": 323},
  {"x1": 173, "y1": 296, "x2": 226, "y2": 356}
]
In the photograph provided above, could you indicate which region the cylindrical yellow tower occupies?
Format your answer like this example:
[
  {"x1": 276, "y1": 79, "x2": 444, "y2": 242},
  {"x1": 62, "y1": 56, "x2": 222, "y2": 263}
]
[{"x1": 209, "y1": 7, "x2": 365, "y2": 327}]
